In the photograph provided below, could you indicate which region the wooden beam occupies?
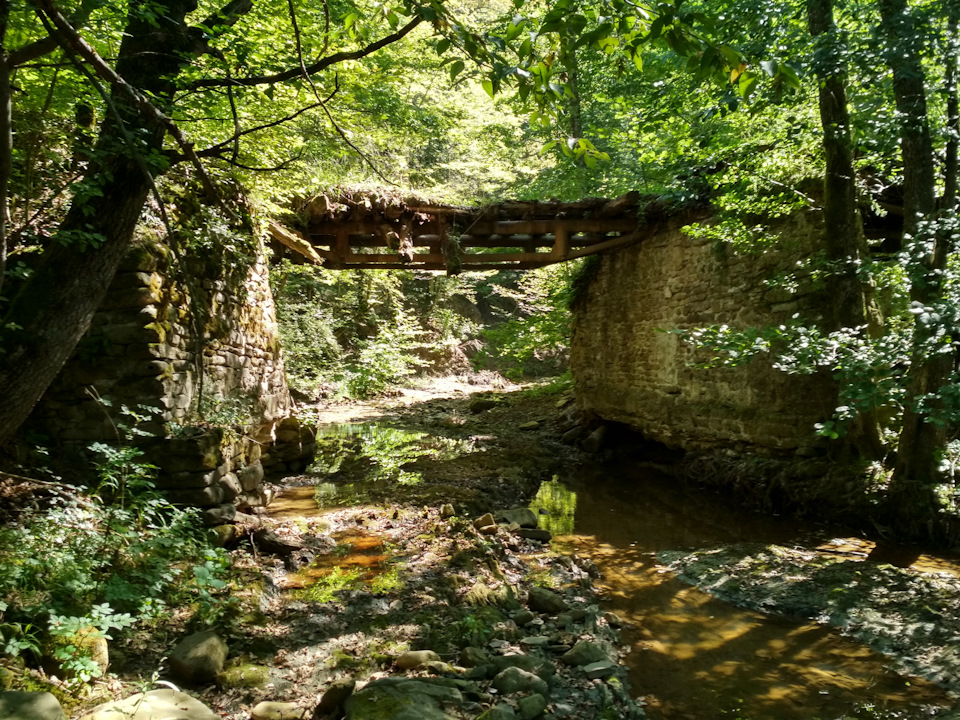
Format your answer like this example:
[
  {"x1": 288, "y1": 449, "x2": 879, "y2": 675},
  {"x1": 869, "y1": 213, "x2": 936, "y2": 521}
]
[
  {"x1": 467, "y1": 218, "x2": 636, "y2": 235},
  {"x1": 267, "y1": 221, "x2": 324, "y2": 265},
  {"x1": 551, "y1": 224, "x2": 570, "y2": 261},
  {"x1": 306, "y1": 217, "x2": 636, "y2": 238},
  {"x1": 331, "y1": 262, "x2": 448, "y2": 270},
  {"x1": 566, "y1": 229, "x2": 645, "y2": 259},
  {"x1": 335, "y1": 228, "x2": 349, "y2": 261},
  {"x1": 341, "y1": 252, "x2": 446, "y2": 265},
  {"x1": 596, "y1": 191, "x2": 640, "y2": 218}
]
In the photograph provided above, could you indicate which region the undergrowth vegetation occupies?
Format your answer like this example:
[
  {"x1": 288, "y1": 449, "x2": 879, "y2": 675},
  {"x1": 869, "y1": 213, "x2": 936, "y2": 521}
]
[
  {"x1": 272, "y1": 257, "x2": 581, "y2": 397},
  {"x1": 0, "y1": 414, "x2": 231, "y2": 690}
]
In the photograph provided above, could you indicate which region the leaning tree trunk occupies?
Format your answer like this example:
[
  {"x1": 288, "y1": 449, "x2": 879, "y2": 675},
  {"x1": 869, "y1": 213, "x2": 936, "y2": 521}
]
[
  {"x1": 0, "y1": 0, "x2": 199, "y2": 446},
  {"x1": 879, "y1": 0, "x2": 952, "y2": 537},
  {"x1": 806, "y1": 0, "x2": 885, "y2": 461},
  {"x1": 0, "y1": 0, "x2": 11, "y2": 300}
]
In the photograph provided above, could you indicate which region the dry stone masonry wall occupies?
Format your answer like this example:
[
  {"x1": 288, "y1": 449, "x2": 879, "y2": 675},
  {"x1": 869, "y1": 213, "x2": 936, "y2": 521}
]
[
  {"x1": 32, "y1": 235, "x2": 315, "y2": 513},
  {"x1": 570, "y1": 208, "x2": 837, "y2": 457}
]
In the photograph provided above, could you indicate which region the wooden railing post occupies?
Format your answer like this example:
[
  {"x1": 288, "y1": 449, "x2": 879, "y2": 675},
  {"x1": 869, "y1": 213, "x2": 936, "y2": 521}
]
[{"x1": 551, "y1": 223, "x2": 570, "y2": 261}]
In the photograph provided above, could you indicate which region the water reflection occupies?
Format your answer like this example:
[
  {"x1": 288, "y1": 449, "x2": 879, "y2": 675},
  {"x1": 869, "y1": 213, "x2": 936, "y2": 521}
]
[
  {"x1": 547, "y1": 464, "x2": 954, "y2": 720},
  {"x1": 271, "y1": 424, "x2": 477, "y2": 510},
  {"x1": 308, "y1": 424, "x2": 475, "y2": 479},
  {"x1": 529, "y1": 477, "x2": 578, "y2": 536}
]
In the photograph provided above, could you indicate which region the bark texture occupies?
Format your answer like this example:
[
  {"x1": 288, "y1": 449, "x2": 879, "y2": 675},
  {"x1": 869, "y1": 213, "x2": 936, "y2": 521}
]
[
  {"x1": 0, "y1": 0, "x2": 200, "y2": 445},
  {"x1": 879, "y1": 0, "x2": 953, "y2": 535},
  {"x1": 806, "y1": 0, "x2": 884, "y2": 460}
]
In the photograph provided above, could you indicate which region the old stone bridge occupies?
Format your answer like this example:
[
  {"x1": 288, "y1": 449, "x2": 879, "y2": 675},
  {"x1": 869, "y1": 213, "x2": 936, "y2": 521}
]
[{"x1": 28, "y1": 188, "x2": 836, "y2": 523}]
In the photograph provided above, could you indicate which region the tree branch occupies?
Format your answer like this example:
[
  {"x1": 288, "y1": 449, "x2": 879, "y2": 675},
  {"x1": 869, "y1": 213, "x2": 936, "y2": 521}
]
[
  {"x1": 207, "y1": 153, "x2": 302, "y2": 172},
  {"x1": 33, "y1": 0, "x2": 238, "y2": 221},
  {"x1": 10, "y1": 0, "x2": 99, "y2": 66},
  {"x1": 317, "y1": 99, "x2": 397, "y2": 186},
  {"x1": 33, "y1": 9, "x2": 176, "y2": 241},
  {"x1": 185, "y1": 0, "x2": 253, "y2": 59},
  {"x1": 189, "y1": 15, "x2": 422, "y2": 89},
  {"x1": 188, "y1": 84, "x2": 337, "y2": 160}
]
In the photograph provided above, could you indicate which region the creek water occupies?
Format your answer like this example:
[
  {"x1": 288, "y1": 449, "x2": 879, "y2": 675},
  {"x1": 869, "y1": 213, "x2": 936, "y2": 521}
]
[
  {"x1": 270, "y1": 421, "x2": 957, "y2": 720},
  {"x1": 547, "y1": 463, "x2": 955, "y2": 720}
]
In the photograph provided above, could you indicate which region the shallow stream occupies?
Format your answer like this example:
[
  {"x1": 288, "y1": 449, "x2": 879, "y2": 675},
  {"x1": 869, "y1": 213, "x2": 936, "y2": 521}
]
[
  {"x1": 548, "y1": 463, "x2": 955, "y2": 720},
  {"x1": 269, "y1": 421, "x2": 957, "y2": 720}
]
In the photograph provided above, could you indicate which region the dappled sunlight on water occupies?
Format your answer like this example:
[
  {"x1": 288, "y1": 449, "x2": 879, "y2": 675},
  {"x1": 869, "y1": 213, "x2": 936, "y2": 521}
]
[
  {"x1": 266, "y1": 485, "x2": 344, "y2": 519},
  {"x1": 269, "y1": 423, "x2": 478, "y2": 515},
  {"x1": 551, "y1": 465, "x2": 956, "y2": 720}
]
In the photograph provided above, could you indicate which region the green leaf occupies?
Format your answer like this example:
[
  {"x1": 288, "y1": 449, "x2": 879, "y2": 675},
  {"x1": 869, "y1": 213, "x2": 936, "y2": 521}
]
[
  {"x1": 632, "y1": 50, "x2": 643, "y2": 72},
  {"x1": 719, "y1": 45, "x2": 741, "y2": 68},
  {"x1": 481, "y1": 78, "x2": 495, "y2": 97},
  {"x1": 540, "y1": 140, "x2": 558, "y2": 154},
  {"x1": 647, "y1": 16, "x2": 664, "y2": 40},
  {"x1": 760, "y1": 59, "x2": 778, "y2": 77},
  {"x1": 436, "y1": 38, "x2": 451, "y2": 55},
  {"x1": 597, "y1": 36, "x2": 618, "y2": 54},
  {"x1": 567, "y1": 13, "x2": 587, "y2": 36},
  {"x1": 779, "y1": 64, "x2": 802, "y2": 90},
  {"x1": 449, "y1": 60, "x2": 465, "y2": 81}
]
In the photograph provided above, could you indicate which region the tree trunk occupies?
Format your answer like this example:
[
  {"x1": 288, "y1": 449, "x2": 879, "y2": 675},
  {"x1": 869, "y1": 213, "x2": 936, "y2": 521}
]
[
  {"x1": 0, "y1": 0, "x2": 199, "y2": 446},
  {"x1": 0, "y1": 57, "x2": 10, "y2": 301},
  {"x1": 806, "y1": 0, "x2": 885, "y2": 460},
  {"x1": 878, "y1": 0, "x2": 951, "y2": 535}
]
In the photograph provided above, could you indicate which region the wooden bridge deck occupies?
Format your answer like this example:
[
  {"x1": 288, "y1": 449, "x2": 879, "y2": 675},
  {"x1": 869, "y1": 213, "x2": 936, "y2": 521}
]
[{"x1": 267, "y1": 191, "x2": 644, "y2": 273}]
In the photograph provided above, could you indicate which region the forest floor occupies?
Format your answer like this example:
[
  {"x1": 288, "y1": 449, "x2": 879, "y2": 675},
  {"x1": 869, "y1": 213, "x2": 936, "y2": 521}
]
[
  {"x1": 16, "y1": 373, "x2": 960, "y2": 718},
  {"x1": 86, "y1": 373, "x2": 647, "y2": 720}
]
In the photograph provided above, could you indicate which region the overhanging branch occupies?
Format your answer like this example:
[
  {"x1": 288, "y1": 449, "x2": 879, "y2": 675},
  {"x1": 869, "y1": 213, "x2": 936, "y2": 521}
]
[
  {"x1": 32, "y1": 0, "x2": 238, "y2": 221},
  {"x1": 189, "y1": 16, "x2": 422, "y2": 89}
]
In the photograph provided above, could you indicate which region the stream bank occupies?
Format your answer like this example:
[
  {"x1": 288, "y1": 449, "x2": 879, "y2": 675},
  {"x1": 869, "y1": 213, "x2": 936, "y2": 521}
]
[{"x1": 56, "y1": 377, "x2": 960, "y2": 719}]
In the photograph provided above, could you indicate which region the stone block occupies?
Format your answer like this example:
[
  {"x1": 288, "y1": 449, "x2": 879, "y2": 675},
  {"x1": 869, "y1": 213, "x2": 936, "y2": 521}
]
[
  {"x1": 237, "y1": 461, "x2": 264, "y2": 491},
  {"x1": 157, "y1": 470, "x2": 219, "y2": 489},
  {"x1": 166, "y1": 485, "x2": 224, "y2": 507},
  {"x1": 169, "y1": 631, "x2": 228, "y2": 685},
  {"x1": 0, "y1": 691, "x2": 66, "y2": 720},
  {"x1": 203, "y1": 504, "x2": 236, "y2": 526},
  {"x1": 218, "y1": 473, "x2": 242, "y2": 501},
  {"x1": 102, "y1": 286, "x2": 160, "y2": 309}
]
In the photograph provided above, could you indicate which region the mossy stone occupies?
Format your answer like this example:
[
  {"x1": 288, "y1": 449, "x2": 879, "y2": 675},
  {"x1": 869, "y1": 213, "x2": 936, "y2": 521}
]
[
  {"x1": 215, "y1": 663, "x2": 270, "y2": 689},
  {"x1": 44, "y1": 627, "x2": 109, "y2": 679}
]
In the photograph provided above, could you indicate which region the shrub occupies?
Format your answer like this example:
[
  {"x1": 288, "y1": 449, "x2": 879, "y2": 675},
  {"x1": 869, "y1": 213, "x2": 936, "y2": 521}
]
[{"x1": 0, "y1": 417, "x2": 232, "y2": 688}]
